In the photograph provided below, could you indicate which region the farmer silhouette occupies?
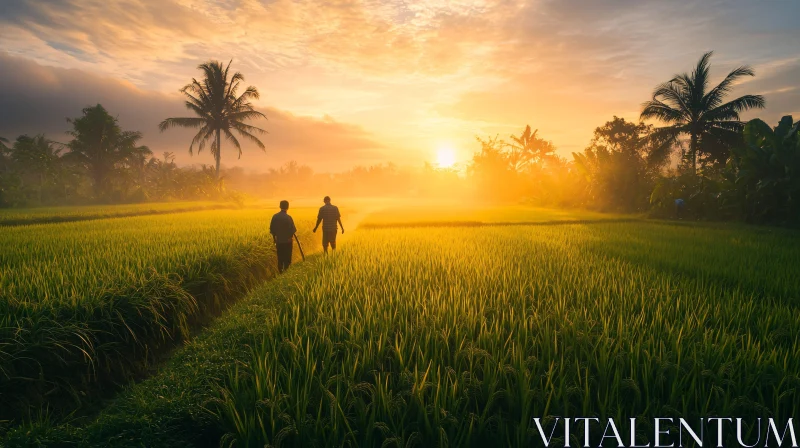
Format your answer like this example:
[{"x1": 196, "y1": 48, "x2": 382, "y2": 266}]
[
  {"x1": 270, "y1": 200, "x2": 296, "y2": 272},
  {"x1": 675, "y1": 198, "x2": 685, "y2": 220},
  {"x1": 313, "y1": 196, "x2": 344, "y2": 253}
]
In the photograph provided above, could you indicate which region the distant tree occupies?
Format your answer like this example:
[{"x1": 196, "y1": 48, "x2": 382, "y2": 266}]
[
  {"x1": 0, "y1": 136, "x2": 20, "y2": 206},
  {"x1": 159, "y1": 60, "x2": 267, "y2": 179},
  {"x1": 10, "y1": 134, "x2": 63, "y2": 203},
  {"x1": 150, "y1": 152, "x2": 178, "y2": 199},
  {"x1": 0, "y1": 137, "x2": 10, "y2": 170},
  {"x1": 469, "y1": 135, "x2": 518, "y2": 200},
  {"x1": 508, "y1": 125, "x2": 557, "y2": 172},
  {"x1": 640, "y1": 51, "x2": 765, "y2": 173},
  {"x1": 121, "y1": 144, "x2": 155, "y2": 200},
  {"x1": 726, "y1": 115, "x2": 800, "y2": 223},
  {"x1": 573, "y1": 117, "x2": 660, "y2": 211},
  {"x1": 64, "y1": 104, "x2": 149, "y2": 200}
]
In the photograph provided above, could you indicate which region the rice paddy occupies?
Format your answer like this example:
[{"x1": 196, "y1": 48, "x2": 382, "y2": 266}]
[
  {"x1": 360, "y1": 204, "x2": 629, "y2": 228},
  {"x1": 0, "y1": 208, "x2": 318, "y2": 419},
  {"x1": 2, "y1": 203, "x2": 799, "y2": 447},
  {"x1": 209, "y1": 223, "x2": 800, "y2": 447},
  {"x1": 0, "y1": 201, "x2": 237, "y2": 226}
]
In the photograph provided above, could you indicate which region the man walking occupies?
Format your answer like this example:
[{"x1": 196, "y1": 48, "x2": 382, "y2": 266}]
[
  {"x1": 313, "y1": 196, "x2": 344, "y2": 253},
  {"x1": 270, "y1": 200, "x2": 296, "y2": 273}
]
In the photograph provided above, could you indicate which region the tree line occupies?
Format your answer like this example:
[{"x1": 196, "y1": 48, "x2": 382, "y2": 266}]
[
  {"x1": 0, "y1": 104, "x2": 243, "y2": 207},
  {"x1": 1, "y1": 53, "x2": 798, "y2": 225},
  {"x1": 0, "y1": 60, "x2": 262, "y2": 207},
  {"x1": 467, "y1": 52, "x2": 800, "y2": 226}
]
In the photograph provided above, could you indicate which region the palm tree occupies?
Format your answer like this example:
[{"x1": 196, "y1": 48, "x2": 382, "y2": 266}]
[
  {"x1": 640, "y1": 51, "x2": 765, "y2": 173},
  {"x1": 508, "y1": 125, "x2": 556, "y2": 172},
  {"x1": 159, "y1": 60, "x2": 267, "y2": 179}
]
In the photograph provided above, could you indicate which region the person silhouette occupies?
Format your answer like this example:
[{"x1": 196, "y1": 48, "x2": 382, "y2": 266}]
[
  {"x1": 313, "y1": 196, "x2": 344, "y2": 253},
  {"x1": 675, "y1": 198, "x2": 685, "y2": 220},
  {"x1": 270, "y1": 200, "x2": 296, "y2": 272}
]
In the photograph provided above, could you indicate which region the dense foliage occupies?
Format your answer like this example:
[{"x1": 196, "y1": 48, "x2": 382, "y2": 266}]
[
  {"x1": 464, "y1": 53, "x2": 799, "y2": 225},
  {"x1": 0, "y1": 106, "x2": 239, "y2": 207}
]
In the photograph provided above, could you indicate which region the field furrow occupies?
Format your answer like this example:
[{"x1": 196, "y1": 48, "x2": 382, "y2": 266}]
[
  {"x1": 0, "y1": 201, "x2": 239, "y2": 227},
  {"x1": 0, "y1": 208, "x2": 319, "y2": 420}
]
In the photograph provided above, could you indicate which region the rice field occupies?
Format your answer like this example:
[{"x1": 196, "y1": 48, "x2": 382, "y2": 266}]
[
  {"x1": 0, "y1": 207, "x2": 318, "y2": 419},
  {"x1": 360, "y1": 203, "x2": 631, "y2": 228},
  {"x1": 209, "y1": 223, "x2": 800, "y2": 447},
  {"x1": 0, "y1": 201, "x2": 237, "y2": 226},
  {"x1": 3, "y1": 204, "x2": 799, "y2": 447}
]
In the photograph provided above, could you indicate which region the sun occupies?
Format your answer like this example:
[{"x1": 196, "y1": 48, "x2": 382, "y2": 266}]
[{"x1": 436, "y1": 146, "x2": 457, "y2": 168}]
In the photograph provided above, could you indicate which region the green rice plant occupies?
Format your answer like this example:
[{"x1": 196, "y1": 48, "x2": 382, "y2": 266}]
[
  {"x1": 0, "y1": 201, "x2": 239, "y2": 226},
  {"x1": 209, "y1": 223, "x2": 800, "y2": 447},
  {"x1": 0, "y1": 208, "x2": 318, "y2": 421},
  {"x1": 5, "y1": 211, "x2": 798, "y2": 447},
  {"x1": 361, "y1": 204, "x2": 632, "y2": 228}
]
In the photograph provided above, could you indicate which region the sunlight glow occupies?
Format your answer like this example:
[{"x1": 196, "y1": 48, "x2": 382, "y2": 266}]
[{"x1": 436, "y1": 146, "x2": 457, "y2": 168}]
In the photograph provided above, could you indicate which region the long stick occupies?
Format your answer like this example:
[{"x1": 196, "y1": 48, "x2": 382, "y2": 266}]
[{"x1": 293, "y1": 234, "x2": 305, "y2": 261}]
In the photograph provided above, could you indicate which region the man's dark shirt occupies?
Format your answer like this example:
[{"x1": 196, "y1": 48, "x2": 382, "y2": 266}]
[
  {"x1": 270, "y1": 210, "x2": 296, "y2": 244},
  {"x1": 317, "y1": 204, "x2": 341, "y2": 232}
]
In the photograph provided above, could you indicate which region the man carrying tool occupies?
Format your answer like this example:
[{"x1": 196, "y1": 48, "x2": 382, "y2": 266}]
[
  {"x1": 270, "y1": 200, "x2": 296, "y2": 273},
  {"x1": 313, "y1": 196, "x2": 344, "y2": 254}
]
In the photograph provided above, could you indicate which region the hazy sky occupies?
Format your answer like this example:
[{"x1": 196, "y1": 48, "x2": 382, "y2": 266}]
[{"x1": 0, "y1": 0, "x2": 798, "y2": 172}]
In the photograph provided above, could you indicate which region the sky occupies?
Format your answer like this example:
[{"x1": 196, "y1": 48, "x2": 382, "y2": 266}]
[{"x1": 0, "y1": 0, "x2": 798, "y2": 173}]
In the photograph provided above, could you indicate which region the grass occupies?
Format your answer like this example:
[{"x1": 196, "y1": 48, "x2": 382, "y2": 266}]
[
  {"x1": 0, "y1": 208, "x2": 319, "y2": 423},
  {"x1": 0, "y1": 201, "x2": 239, "y2": 226},
  {"x1": 10, "y1": 211, "x2": 798, "y2": 447},
  {"x1": 360, "y1": 203, "x2": 632, "y2": 228},
  {"x1": 210, "y1": 223, "x2": 800, "y2": 447}
]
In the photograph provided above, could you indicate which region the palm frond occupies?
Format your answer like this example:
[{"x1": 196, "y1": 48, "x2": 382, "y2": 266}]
[
  {"x1": 651, "y1": 82, "x2": 691, "y2": 119},
  {"x1": 646, "y1": 126, "x2": 682, "y2": 163},
  {"x1": 231, "y1": 123, "x2": 267, "y2": 151},
  {"x1": 227, "y1": 110, "x2": 267, "y2": 123},
  {"x1": 691, "y1": 51, "x2": 714, "y2": 100},
  {"x1": 640, "y1": 99, "x2": 684, "y2": 123},
  {"x1": 719, "y1": 94, "x2": 766, "y2": 114},
  {"x1": 236, "y1": 86, "x2": 260, "y2": 102},
  {"x1": 231, "y1": 121, "x2": 268, "y2": 136},
  {"x1": 159, "y1": 117, "x2": 206, "y2": 132},
  {"x1": 703, "y1": 65, "x2": 756, "y2": 109},
  {"x1": 190, "y1": 125, "x2": 214, "y2": 155},
  {"x1": 222, "y1": 128, "x2": 243, "y2": 158}
]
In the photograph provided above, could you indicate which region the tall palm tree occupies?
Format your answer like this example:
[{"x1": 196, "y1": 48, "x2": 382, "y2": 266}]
[
  {"x1": 640, "y1": 51, "x2": 765, "y2": 173},
  {"x1": 159, "y1": 60, "x2": 267, "y2": 179}
]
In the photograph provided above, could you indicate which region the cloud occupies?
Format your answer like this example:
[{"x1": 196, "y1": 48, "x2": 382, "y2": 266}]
[
  {"x1": 740, "y1": 58, "x2": 800, "y2": 123},
  {"x1": 0, "y1": 0, "x2": 797, "y2": 161},
  {"x1": 0, "y1": 53, "x2": 387, "y2": 172}
]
